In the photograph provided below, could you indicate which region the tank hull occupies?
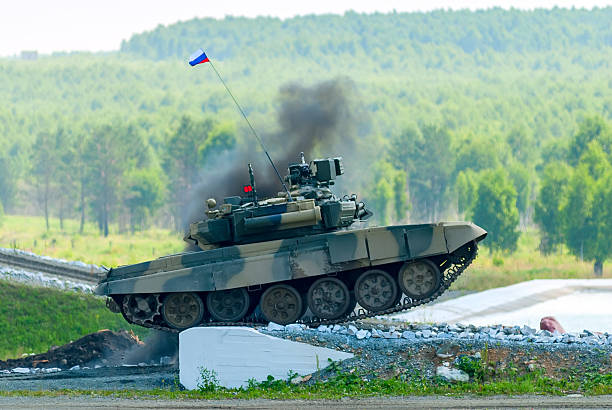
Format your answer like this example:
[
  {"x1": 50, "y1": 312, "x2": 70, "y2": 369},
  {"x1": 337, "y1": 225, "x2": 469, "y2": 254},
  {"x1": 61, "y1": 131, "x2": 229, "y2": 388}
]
[{"x1": 95, "y1": 222, "x2": 486, "y2": 296}]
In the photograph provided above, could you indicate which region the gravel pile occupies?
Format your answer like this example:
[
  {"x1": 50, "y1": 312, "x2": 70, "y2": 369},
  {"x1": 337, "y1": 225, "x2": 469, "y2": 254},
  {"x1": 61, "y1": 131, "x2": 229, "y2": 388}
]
[
  {"x1": 261, "y1": 321, "x2": 612, "y2": 383},
  {"x1": 263, "y1": 321, "x2": 612, "y2": 347},
  {"x1": 0, "y1": 264, "x2": 93, "y2": 293}
]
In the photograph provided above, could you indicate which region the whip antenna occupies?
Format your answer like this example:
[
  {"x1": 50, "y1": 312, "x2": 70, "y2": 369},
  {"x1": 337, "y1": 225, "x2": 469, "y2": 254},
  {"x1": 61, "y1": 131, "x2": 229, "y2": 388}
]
[{"x1": 189, "y1": 49, "x2": 293, "y2": 201}]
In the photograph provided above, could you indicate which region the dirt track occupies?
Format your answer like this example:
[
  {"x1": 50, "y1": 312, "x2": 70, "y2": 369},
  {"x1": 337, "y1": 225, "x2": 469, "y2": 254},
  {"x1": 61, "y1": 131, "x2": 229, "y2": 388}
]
[{"x1": 0, "y1": 395, "x2": 610, "y2": 409}]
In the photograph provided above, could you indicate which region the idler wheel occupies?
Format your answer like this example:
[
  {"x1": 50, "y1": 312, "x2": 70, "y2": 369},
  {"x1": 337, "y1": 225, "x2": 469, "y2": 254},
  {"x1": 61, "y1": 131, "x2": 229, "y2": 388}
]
[
  {"x1": 206, "y1": 288, "x2": 250, "y2": 322},
  {"x1": 354, "y1": 269, "x2": 399, "y2": 312},
  {"x1": 307, "y1": 277, "x2": 351, "y2": 320},
  {"x1": 260, "y1": 284, "x2": 303, "y2": 325},
  {"x1": 122, "y1": 294, "x2": 160, "y2": 323},
  {"x1": 161, "y1": 292, "x2": 204, "y2": 330},
  {"x1": 398, "y1": 259, "x2": 441, "y2": 299}
]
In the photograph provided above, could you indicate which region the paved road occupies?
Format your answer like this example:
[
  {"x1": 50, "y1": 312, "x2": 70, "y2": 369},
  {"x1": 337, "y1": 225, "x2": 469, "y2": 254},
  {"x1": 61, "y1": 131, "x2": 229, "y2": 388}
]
[{"x1": 0, "y1": 395, "x2": 610, "y2": 409}]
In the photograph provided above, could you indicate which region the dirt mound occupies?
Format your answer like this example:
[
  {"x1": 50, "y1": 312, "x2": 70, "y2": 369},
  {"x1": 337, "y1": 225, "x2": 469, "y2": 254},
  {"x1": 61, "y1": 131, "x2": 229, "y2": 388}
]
[{"x1": 0, "y1": 330, "x2": 142, "y2": 370}]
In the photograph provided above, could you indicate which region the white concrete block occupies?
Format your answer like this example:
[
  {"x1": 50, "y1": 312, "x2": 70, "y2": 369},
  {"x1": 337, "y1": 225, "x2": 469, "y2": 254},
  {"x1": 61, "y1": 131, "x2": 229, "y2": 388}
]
[{"x1": 179, "y1": 327, "x2": 353, "y2": 390}]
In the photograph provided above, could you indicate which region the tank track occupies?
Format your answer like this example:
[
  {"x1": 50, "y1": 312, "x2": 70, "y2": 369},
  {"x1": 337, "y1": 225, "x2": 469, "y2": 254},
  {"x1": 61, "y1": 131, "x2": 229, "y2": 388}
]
[{"x1": 122, "y1": 242, "x2": 478, "y2": 333}]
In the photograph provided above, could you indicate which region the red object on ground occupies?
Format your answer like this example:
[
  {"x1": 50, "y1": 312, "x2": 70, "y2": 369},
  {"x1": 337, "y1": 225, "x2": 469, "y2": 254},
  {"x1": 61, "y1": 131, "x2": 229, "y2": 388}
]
[{"x1": 540, "y1": 316, "x2": 566, "y2": 334}]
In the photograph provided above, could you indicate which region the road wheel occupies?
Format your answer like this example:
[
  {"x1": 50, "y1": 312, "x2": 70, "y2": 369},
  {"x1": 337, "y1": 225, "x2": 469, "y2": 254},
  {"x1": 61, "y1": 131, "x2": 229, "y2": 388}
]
[
  {"x1": 122, "y1": 294, "x2": 160, "y2": 323},
  {"x1": 161, "y1": 292, "x2": 204, "y2": 330},
  {"x1": 398, "y1": 259, "x2": 441, "y2": 300},
  {"x1": 354, "y1": 269, "x2": 399, "y2": 312},
  {"x1": 307, "y1": 277, "x2": 351, "y2": 320},
  {"x1": 206, "y1": 288, "x2": 250, "y2": 322},
  {"x1": 260, "y1": 284, "x2": 303, "y2": 325}
]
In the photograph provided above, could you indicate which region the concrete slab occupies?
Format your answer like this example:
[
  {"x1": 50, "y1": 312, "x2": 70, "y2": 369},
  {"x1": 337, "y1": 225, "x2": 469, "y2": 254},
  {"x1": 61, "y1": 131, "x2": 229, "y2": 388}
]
[
  {"x1": 392, "y1": 279, "x2": 612, "y2": 333},
  {"x1": 179, "y1": 326, "x2": 353, "y2": 390}
]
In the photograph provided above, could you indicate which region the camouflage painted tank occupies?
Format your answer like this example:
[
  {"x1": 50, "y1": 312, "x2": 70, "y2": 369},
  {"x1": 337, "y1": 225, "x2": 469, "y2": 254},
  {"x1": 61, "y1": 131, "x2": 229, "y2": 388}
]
[{"x1": 95, "y1": 155, "x2": 486, "y2": 332}]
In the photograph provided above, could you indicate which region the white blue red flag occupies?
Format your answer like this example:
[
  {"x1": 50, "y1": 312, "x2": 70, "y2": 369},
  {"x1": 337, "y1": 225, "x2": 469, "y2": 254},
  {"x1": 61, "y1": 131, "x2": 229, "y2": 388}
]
[{"x1": 189, "y1": 49, "x2": 210, "y2": 66}]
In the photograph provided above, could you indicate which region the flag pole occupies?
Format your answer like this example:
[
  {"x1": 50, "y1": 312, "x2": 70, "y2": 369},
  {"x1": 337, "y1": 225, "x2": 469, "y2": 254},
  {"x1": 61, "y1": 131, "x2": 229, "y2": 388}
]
[{"x1": 204, "y1": 58, "x2": 293, "y2": 202}]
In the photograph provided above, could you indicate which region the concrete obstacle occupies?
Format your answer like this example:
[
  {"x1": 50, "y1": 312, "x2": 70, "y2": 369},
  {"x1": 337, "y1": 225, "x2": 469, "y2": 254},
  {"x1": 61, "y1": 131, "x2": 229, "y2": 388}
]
[{"x1": 179, "y1": 326, "x2": 353, "y2": 389}]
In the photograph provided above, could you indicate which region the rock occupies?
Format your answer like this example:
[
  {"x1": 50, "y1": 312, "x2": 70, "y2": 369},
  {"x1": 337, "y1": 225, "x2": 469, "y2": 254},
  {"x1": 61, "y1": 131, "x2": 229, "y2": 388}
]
[
  {"x1": 285, "y1": 324, "x2": 304, "y2": 332},
  {"x1": 290, "y1": 374, "x2": 312, "y2": 384},
  {"x1": 607, "y1": 336, "x2": 612, "y2": 345},
  {"x1": 401, "y1": 331, "x2": 415, "y2": 339},
  {"x1": 521, "y1": 325, "x2": 536, "y2": 335},
  {"x1": 347, "y1": 325, "x2": 358, "y2": 335},
  {"x1": 267, "y1": 322, "x2": 285, "y2": 332},
  {"x1": 415, "y1": 331, "x2": 423, "y2": 338},
  {"x1": 69, "y1": 365, "x2": 80, "y2": 371},
  {"x1": 474, "y1": 351, "x2": 481, "y2": 359},
  {"x1": 389, "y1": 326, "x2": 396, "y2": 333},
  {"x1": 356, "y1": 330, "x2": 369, "y2": 340},
  {"x1": 540, "y1": 316, "x2": 566, "y2": 334},
  {"x1": 422, "y1": 329, "x2": 432, "y2": 338},
  {"x1": 11, "y1": 368, "x2": 30, "y2": 374},
  {"x1": 332, "y1": 325, "x2": 345, "y2": 333},
  {"x1": 371, "y1": 329, "x2": 382, "y2": 338},
  {"x1": 317, "y1": 325, "x2": 330, "y2": 333},
  {"x1": 436, "y1": 342, "x2": 459, "y2": 359},
  {"x1": 436, "y1": 366, "x2": 469, "y2": 382}
]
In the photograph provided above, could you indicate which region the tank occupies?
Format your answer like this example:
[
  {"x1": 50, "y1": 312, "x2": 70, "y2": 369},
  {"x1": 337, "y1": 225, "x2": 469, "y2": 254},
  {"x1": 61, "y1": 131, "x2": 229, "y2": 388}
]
[{"x1": 95, "y1": 154, "x2": 487, "y2": 332}]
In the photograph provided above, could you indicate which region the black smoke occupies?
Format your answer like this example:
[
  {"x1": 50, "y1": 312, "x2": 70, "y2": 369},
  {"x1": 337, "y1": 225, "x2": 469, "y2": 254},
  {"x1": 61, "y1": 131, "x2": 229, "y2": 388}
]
[{"x1": 182, "y1": 76, "x2": 366, "y2": 233}]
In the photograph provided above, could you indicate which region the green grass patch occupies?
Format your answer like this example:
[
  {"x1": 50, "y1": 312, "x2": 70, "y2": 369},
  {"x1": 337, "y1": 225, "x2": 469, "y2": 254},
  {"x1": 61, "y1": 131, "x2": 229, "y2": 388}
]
[
  {"x1": 0, "y1": 215, "x2": 183, "y2": 267},
  {"x1": 0, "y1": 370, "x2": 609, "y2": 399},
  {"x1": 0, "y1": 279, "x2": 147, "y2": 359}
]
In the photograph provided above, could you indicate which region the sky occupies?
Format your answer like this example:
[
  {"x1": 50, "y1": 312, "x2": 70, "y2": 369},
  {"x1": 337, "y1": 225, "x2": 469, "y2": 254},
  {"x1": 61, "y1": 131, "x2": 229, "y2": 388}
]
[{"x1": 1, "y1": 0, "x2": 611, "y2": 56}]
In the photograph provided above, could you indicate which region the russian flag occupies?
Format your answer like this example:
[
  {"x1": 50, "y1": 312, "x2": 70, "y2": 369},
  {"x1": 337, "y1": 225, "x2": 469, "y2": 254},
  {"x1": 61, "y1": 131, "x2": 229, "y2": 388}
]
[{"x1": 189, "y1": 49, "x2": 209, "y2": 66}]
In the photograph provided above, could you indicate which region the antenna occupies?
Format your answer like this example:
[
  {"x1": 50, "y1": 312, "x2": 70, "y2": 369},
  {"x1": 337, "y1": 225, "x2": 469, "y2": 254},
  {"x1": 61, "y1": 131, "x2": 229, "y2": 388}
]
[{"x1": 190, "y1": 49, "x2": 293, "y2": 201}]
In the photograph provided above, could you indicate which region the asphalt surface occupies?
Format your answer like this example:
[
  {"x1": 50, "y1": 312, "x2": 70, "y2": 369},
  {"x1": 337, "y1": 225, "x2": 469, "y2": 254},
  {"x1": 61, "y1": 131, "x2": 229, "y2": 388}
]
[
  {"x1": 0, "y1": 365, "x2": 176, "y2": 391},
  {"x1": 0, "y1": 395, "x2": 610, "y2": 409}
]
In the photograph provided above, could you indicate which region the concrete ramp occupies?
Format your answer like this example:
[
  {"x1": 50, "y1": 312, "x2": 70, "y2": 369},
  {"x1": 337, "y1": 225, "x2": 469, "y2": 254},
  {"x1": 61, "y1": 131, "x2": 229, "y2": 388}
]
[
  {"x1": 392, "y1": 279, "x2": 612, "y2": 333},
  {"x1": 179, "y1": 326, "x2": 353, "y2": 389}
]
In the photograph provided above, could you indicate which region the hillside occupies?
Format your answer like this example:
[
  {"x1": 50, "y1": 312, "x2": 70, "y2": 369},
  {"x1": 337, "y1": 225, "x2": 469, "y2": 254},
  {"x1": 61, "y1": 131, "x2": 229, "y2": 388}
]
[
  {"x1": 1, "y1": 9, "x2": 611, "y2": 263},
  {"x1": 0, "y1": 278, "x2": 145, "y2": 359}
]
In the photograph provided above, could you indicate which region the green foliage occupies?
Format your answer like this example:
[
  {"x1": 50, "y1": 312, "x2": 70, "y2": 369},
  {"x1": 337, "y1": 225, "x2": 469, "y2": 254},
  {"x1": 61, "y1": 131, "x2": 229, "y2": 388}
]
[
  {"x1": 561, "y1": 140, "x2": 612, "y2": 275},
  {"x1": 389, "y1": 124, "x2": 452, "y2": 221},
  {"x1": 472, "y1": 169, "x2": 520, "y2": 252},
  {"x1": 455, "y1": 170, "x2": 480, "y2": 217},
  {"x1": 534, "y1": 161, "x2": 571, "y2": 253},
  {"x1": 0, "y1": 279, "x2": 146, "y2": 359},
  {"x1": 197, "y1": 367, "x2": 220, "y2": 392},
  {"x1": 368, "y1": 160, "x2": 407, "y2": 224}
]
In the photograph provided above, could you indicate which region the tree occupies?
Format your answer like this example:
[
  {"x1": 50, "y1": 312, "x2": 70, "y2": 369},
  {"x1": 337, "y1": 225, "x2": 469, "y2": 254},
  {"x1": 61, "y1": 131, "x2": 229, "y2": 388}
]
[
  {"x1": 534, "y1": 161, "x2": 571, "y2": 254},
  {"x1": 389, "y1": 124, "x2": 453, "y2": 222},
  {"x1": 31, "y1": 131, "x2": 60, "y2": 231},
  {"x1": 162, "y1": 116, "x2": 235, "y2": 230},
  {"x1": 472, "y1": 168, "x2": 520, "y2": 252},
  {"x1": 455, "y1": 170, "x2": 479, "y2": 218},
  {"x1": 122, "y1": 168, "x2": 166, "y2": 232},
  {"x1": 83, "y1": 123, "x2": 148, "y2": 236},
  {"x1": 561, "y1": 141, "x2": 611, "y2": 276},
  {"x1": 568, "y1": 115, "x2": 612, "y2": 166},
  {"x1": 366, "y1": 160, "x2": 407, "y2": 225}
]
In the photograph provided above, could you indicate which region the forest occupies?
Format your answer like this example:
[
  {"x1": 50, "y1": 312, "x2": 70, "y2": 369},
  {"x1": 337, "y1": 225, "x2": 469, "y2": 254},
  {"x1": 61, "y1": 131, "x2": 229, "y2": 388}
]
[{"x1": 0, "y1": 7, "x2": 611, "y2": 273}]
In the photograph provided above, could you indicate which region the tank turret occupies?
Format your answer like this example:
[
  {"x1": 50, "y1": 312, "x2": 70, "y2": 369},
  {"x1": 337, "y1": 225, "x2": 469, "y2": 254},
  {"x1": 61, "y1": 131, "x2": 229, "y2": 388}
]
[{"x1": 184, "y1": 154, "x2": 373, "y2": 250}]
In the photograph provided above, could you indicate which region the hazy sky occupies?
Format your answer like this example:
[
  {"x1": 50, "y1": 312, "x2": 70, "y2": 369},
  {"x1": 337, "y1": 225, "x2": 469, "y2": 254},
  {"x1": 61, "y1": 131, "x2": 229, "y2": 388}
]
[{"x1": 1, "y1": 0, "x2": 611, "y2": 56}]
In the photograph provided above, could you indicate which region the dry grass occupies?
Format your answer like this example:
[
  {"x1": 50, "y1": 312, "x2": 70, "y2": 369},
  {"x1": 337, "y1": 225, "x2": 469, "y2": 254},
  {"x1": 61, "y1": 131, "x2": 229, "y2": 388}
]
[
  {"x1": 0, "y1": 215, "x2": 183, "y2": 267},
  {"x1": 453, "y1": 228, "x2": 611, "y2": 291}
]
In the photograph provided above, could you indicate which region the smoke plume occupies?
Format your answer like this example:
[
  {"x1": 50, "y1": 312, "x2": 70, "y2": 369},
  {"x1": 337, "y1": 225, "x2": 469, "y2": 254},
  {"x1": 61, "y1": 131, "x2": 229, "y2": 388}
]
[{"x1": 183, "y1": 76, "x2": 366, "y2": 231}]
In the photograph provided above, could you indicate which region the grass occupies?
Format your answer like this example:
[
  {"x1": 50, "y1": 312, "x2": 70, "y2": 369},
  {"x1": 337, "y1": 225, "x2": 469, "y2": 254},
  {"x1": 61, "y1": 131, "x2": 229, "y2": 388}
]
[
  {"x1": 0, "y1": 369, "x2": 609, "y2": 399},
  {"x1": 451, "y1": 228, "x2": 611, "y2": 291},
  {"x1": 0, "y1": 279, "x2": 147, "y2": 360},
  {"x1": 0, "y1": 215, "x2": 183, "y2": 267}
]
